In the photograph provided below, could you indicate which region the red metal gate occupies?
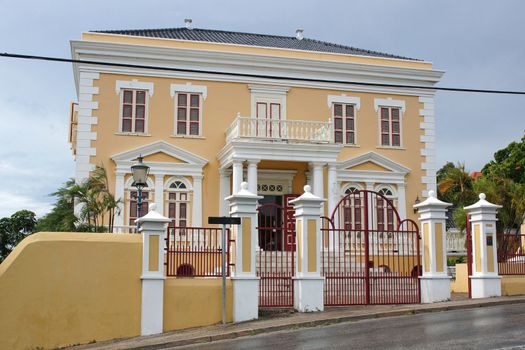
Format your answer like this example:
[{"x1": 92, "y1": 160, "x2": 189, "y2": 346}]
[
  {"x1": 257, "y1": 201, "x2": 295, "y2": 307},
  {"x1": 321, "y1": 190, "x2": 421, "y2": 305}
]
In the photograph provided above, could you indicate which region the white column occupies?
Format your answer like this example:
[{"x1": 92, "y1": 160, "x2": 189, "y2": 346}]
[
  {"x1": 397, "y1": 182, "x2": 407, "y2": 219},
  {"x1": 137, "y1": 204, "x2": 170, "y2": 336},
  {"x1": 327, "y1": 163, "x2": 338, "y2": 216},
  {"x1": 414, "y1": 190, "x2": 452, "y2": 303},
  {"x1": 232, "y1": 160, "x2": 244, "y2": 195},
  {"x1": 227, "y1": 182, "x2": 262, "y2": 322},
  {"x1": 290, "y1": 185, "x2": 325, "y2": 312},
  {"x1": 114, "y1": 173, "x2": 125, "y2": 229},
  {"x1": 310, "y1": 162, "x2": 325, "y2": 199},
  {"x1": 464, "y1": 193, "x2": 502, "y2": 298},
  {"x1": 247, "y1": 159, "x2": 259, "y2": 195},
  {"x1": 219, "y1": 168, "x2": 231, "y2": 217},
  {"x1": 192, "y1": 175, "x2": 203, "y2": 226},
  {"x1": 154, "y1": 174, "x2": 164, "y2": 216}
]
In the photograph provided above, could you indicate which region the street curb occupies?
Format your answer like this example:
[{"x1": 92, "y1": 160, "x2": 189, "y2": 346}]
[{"x1": 70, "y1": 297, "x2": 525, "y2": 350}]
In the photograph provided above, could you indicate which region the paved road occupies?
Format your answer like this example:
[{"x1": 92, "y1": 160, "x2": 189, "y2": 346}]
[{"x1": 174, "y1": 304, "x2": 525, "y2": 350}]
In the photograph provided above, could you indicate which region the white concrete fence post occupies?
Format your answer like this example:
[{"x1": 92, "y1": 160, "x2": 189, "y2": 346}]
[
  {"x1": 137, "y1": 203, "x2": 170, "y2": 336},
  {"x1": 227, "y1": 182, "x2": 262, "y2": 322},
  {"x1": 290, "y1": 185, "x2": 325, "y2": 312},
  {"x1": 464, "y1": 193, "x2": 502, "y2": 298},
  {"x1": 414, "y1": 190, "x2": 452, "y2": 303}
]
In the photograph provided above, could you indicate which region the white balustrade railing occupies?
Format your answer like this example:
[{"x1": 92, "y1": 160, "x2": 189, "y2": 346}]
[
  {"x1": 226, "y1": 116, "x2": 333, "y2": 143},
  {"x1": 446, "y1": 229, "x2": 466, "y2": 254},
  {"x1": 111, "y1": 225, "x2": 139, "y2": 234}
]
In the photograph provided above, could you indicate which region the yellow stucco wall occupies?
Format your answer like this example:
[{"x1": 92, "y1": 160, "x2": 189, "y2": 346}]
[
  {"x1": 501, "y1": 275, "x2": 525, "y2": 296},
  {"x1": 0, "y1": 232, "x2": 238, "y2": 350},
  {"x1": 164, "y1": 278, "x2": 233, "y2": 330},
  {"x1": 91, "y1": 72, "x2": 426, "y2": 224},
  {"x1": 0, "y1": 232, "x2": 143, "y2": 350},
  {"x1": 450, "y1": 263, "x2": 468, "y2": 293}
]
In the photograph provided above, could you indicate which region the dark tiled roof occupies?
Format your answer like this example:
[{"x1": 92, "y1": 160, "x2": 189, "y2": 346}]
[{"x1": 92, "y1": 27, "x2": 420, "y2": 61}]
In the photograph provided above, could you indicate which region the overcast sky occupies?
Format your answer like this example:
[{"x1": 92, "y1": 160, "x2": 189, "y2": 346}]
[{"x1": 0, "y1": 0, "x2": 524, "y2": 218}]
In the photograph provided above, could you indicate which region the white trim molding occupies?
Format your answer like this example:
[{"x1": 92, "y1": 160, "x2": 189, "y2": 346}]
[
  {"x1": 419, "y1": 96, "x2": 437, "y2": 197},
  {"x1": 112, "y1": 141, "x2": 208, "y2": 227},
  {"x1": 170, "y1": 83, "x2": 208, "y2": 100},
  {"x1": 374, "y1": 97, "x2": 406, "y2": 112},
  {"x1": 74, "y1": 71, "x2": 100, "y2": 217},
  {"x1": 249, "y1": 84, "x2": 289, "y2": 120},
  {"x1": 337, "y1": 152, "x2": 410, "y2": 218},
  {"x1": 115, "y1": 79, "x2": 154, "y2": 96},
  {"x1": 327, "y1": 94, "x2": 361, "y2": 110},
  {"x1": 338, "y1": 151, "x2": 411, "y2": 174}
]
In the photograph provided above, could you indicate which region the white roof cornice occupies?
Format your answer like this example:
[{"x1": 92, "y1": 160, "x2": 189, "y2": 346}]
[{"x1": 70, "y1": 40, "x2": 444, "y2": 97}]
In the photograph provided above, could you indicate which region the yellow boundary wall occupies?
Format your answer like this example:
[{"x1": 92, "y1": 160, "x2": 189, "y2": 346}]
[
  {"x1": 0, "y1": 232, "x2": 233, "y2": 350},
  {"x1": 450, "y1": 263, "x2": 525, "y2": 296}
]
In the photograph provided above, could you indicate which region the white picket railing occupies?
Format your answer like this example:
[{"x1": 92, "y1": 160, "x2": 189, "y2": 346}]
[
  {"x1": 446, "y1": 229, "x2": 466, "y2": 255},
  {"x1": 226, "y1": 116, "x2": 333, "y2": 143}
]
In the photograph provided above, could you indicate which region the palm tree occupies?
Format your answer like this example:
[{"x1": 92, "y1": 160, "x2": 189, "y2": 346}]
[{"x1": 437, "y1": 162, "x2": 476, "y2": 207}]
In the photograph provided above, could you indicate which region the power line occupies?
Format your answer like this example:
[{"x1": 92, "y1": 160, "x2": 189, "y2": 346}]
[{"x1": 2, "y1": 52, "x2": 525, "y2": 95}]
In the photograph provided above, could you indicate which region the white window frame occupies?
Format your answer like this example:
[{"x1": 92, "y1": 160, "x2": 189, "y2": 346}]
[
  {"x1": 116, "y1": 80, "x2": 154, "y2": 135},
  {"x1": 249, "y1": 85, "x2": 288, "y2": 120},
  {"x1": 165, "y1": 177, "x2": 193, "y2": 228},
  {"x1": 342, "y1": 182, "x2": 363, "y2": 195},
  {"x1": 328, "y1": 95, "x2": 360, "y2": 146},
  {"x1": 171, "y1": 83, "x2": 207, "y2": 137},
  {"x1": 374, "y1": 98, "x2": 405, "y2": 149}
]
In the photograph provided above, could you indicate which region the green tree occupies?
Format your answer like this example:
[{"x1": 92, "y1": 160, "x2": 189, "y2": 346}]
[
  {"x1": 0, "y1": 210, "x2": 37, "y2": 262},
  {"x1": 36, "y1": 179, "x2": 78, "y2": 232},
  {"x1": 482, "y1": 132, "x2": 525, "y2": 184}
]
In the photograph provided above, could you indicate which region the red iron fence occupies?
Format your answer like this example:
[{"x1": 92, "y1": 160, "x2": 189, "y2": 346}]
[
  {"x1": 497, "y1": 233, "x2": 525, "y2": 275},
  {"x1": 165, "y1": 226, "x2": 234, "y2": 277}
]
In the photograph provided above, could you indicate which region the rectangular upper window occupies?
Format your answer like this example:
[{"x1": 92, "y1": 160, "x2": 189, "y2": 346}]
[
  {"x1": 121, "y1": 89, "x2": 147, "y2": 133},
  {"x1": 333, "y1": 103, "x2": 356, "y2": 145},
  {"x1": 380, "y1": 107, "x2": 401, "y2": 147},
  {"x1": 175, "y1": 92, "x2": 201, "y2": 136}
]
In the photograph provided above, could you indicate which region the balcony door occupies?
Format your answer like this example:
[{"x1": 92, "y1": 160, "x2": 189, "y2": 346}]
[{"x1": 256, "y1": 100, "x2": 281, "y2": 138}]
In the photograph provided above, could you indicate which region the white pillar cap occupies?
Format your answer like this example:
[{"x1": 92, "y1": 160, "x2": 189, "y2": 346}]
[
  {"x1": 464, "y1": 193, "x2": 503, "y2": 211},
  {"x1": 413, "y1": 190, "x2": 451, "y2": 210}
]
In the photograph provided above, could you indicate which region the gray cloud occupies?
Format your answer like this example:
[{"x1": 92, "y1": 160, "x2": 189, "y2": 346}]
[{"x1": 0, "y1": 0, "x2": 524, "y2": 216}]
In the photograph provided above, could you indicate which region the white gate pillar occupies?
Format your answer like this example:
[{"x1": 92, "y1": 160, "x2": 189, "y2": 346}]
[
  {"x1": 290, "y1": 185, "x2": 325, "y2": 312},
  {"x1": 464, "y1": 193, "x2": 502, "y2": 298},
  {"x1": 137, "y1": 204, "x2": 170, "y2": 335},
  {"x1": 414, "y1": 190, "x2": 452, "y2": 303},
  {"x1": 227, "y1": 182, "x2": 262, "y2": 322}
]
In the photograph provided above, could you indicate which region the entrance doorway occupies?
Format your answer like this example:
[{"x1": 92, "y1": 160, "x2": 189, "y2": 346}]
[{"x1": 256, "y1": 193, "x2": 298, "y2": 307}]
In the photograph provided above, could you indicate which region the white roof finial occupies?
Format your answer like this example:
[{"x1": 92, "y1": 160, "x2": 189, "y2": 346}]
[
  {"x1": 240, "y1": 182, "x2": 248, "y2": 191},
  {"x1": 149, "y1": 203, "x2": 157, "y2": 212},
  {"x1": 479, "y1": 193, "x2": 486, "y2": 200},
  {"x1": 296, "y1": 29, "x2": 304, "y2": 40},
  {"x1": 184, "y1": 18, "x2": 193, "y2": 30}
]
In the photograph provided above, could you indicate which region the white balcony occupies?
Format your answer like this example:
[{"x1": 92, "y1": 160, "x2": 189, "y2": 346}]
[{"x1": 226, "y1": 116, "x2": 333, "y2": 144}]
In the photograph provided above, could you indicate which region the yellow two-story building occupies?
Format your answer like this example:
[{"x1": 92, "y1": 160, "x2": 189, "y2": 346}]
[{"x1": 69, "y1": 25, "x2": 443, "y2": 234}]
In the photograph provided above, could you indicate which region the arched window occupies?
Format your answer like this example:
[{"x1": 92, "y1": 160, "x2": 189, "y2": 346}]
[
  {"x1": 165, "y1": 177, "x2": 192, "y2": 229},
  {"x1": 341, "y1": 183, "x2": 363, "y2": 231},
  {"x1": 125, "y1": 177, "x2": 153, "y2": 227},
  {"x1": 374, "y1": 185, "x2": 397, "y2": 231}
]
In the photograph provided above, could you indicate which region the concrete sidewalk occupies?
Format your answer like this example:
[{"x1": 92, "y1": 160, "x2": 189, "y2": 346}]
[{"x1": 66, "y1": 294, "x2": 525, "y2": 350}]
